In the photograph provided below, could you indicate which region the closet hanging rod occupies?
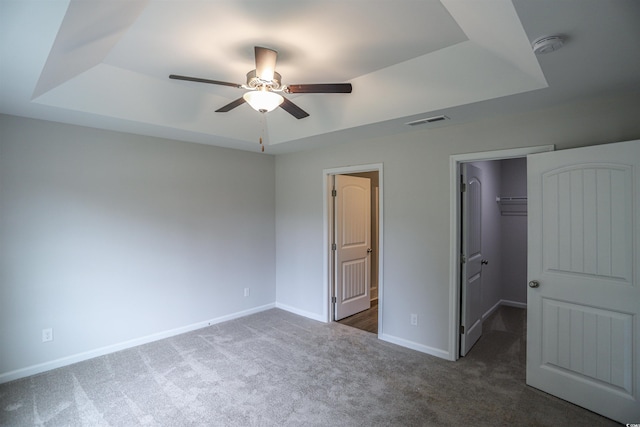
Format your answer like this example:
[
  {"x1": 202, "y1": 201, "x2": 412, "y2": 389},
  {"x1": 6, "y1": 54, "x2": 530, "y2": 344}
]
[{"x1": 495, "y1": 196, "x2": 527, "y2": 202}]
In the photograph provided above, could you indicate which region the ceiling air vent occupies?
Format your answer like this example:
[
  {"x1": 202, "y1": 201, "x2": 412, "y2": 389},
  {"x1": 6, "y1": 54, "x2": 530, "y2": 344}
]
[{"x1": 405, "y1": 115, "x2": 449, "y2": 126}]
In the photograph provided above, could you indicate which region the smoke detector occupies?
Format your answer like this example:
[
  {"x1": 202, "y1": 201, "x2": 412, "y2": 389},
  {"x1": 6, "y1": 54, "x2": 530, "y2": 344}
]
[{"x1": 532, "y1": 35, "x2": 564, "y2": 54}]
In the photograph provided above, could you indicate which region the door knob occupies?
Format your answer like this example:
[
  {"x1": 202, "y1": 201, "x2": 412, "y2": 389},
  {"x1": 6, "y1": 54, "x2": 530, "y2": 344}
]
[
  {"x1": 481, "y1": 259, "x2": 488, "y2": 265},
  {"x1": 367, "y1": 248, "x2": 373, "y2": 253},
  {"x1": 528, "y1": 280, "x2": 540, "y2": 288}
]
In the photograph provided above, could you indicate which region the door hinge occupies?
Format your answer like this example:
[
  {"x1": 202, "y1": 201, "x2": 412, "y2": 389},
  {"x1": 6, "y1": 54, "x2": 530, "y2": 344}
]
[
  {"x1": 331, "y1": 296, "x2": 337, "y2": 303},
  {"x1": 461, "y1": 254, "x2": 466, "y2": 264},
  {"x1": 332, "y1": 188, "x2": 337, "y2": 197},
  {"x1": 332, "y1": 243, "x2": 337, "y2": 251},
  {"x1": 460, "y1": 175, "x2": 466, "y2": 192},
  {"x1": 460, "y1": 325, "x2": 465, "y2": 334}
]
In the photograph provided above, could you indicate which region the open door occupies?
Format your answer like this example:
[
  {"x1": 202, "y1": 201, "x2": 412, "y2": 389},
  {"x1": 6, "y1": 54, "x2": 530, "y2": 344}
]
[
  {"x1": 460, "y1": 163, "x2": 483, "y2": 356},
  {"x1": 527, "y1": 140, "x2": 640, "y2": 423},
  {"x1": 334, "y1": 175, "x2": 371, "y2": 321}
]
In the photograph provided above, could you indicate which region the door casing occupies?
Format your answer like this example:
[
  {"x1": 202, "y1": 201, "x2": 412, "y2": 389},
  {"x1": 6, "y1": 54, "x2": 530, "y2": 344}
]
[{"x1": 323, "y1": 164, "x2": 383, "y2": 332}]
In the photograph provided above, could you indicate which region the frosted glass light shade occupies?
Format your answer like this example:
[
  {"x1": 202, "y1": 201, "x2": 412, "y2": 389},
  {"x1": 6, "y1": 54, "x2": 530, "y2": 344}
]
[{"x1": 243, "y1": 90, "x2": 284, "y2": 113}]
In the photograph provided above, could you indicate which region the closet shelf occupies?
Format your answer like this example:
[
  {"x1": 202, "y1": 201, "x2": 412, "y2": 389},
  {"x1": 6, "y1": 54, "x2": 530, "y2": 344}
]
[{"x1": 496, "y1": 196, "x2": 527, "y2": 216}]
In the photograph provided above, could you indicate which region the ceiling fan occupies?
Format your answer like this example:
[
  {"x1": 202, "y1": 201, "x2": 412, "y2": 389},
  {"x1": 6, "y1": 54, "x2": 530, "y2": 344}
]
[{"x1": 169, "y1": 46, "x2": 352, "y2": 119}]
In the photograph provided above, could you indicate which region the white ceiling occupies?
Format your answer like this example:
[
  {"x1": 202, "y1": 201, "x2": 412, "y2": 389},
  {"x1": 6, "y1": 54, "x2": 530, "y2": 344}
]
[{"x1": 1, "y1": 0, "x2": 639, "y2": 154}]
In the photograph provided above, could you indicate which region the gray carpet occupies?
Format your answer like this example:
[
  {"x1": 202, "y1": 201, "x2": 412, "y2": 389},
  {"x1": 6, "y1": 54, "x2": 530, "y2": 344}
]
[{"x1": 0, "y1": 307, "x2": 619, "y2": 426}]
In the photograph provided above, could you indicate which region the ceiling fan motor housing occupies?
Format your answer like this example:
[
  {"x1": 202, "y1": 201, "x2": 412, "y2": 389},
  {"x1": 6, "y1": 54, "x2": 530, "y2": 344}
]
[{"x1": 246, "y1": 70, "x2": 282, "y2": 90}]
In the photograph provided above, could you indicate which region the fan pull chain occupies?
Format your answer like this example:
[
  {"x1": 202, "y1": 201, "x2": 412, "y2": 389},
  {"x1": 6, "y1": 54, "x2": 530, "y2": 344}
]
[{"x1": 259, "y1": 113, "x2": 268, "y2": 152}]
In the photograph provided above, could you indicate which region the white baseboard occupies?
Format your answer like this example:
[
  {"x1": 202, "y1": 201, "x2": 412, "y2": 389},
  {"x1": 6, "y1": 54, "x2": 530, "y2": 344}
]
[
  {"x1": 276, "y1": 303, "x2": 451, "y2": 361},
  {"x1": 482, "y1": 300, "x2": 503, "y2": 321},
  {"x1": 482, "y1": 299, "x2": 527, "y2": 321},
  {"x1": 500, "y1": 299, "x2": 527, "y2": 309},
  {"x1": 275, "y1": 303, "x2": 452, "y2": 361},
  {"x1": 275, "y1": 302, "x2": 326, "y2": 322},
  {"x1": 0, "y1": 303, "x2": 275, "y2": 384},
  {"x1": 379, "y1": 333, "x2": 450, "y2": 360}
]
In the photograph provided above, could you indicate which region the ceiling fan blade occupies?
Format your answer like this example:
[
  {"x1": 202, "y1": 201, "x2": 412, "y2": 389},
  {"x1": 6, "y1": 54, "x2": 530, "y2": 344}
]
[
  {"x1": 169, "y1": 74, "x2": 242, "y2": 88},
  {"x1": 285, "y1": 83, "x2": 352, "y2": 94},
  {"x1": 255, "y1": 46, "x2": 277, "y2": 81},
  {"x1": 215, "y1": 97, "x2": 246, "y2": 112},
  {"x1": 280, "y1": 97, "x2": 309, "y2": 119}
]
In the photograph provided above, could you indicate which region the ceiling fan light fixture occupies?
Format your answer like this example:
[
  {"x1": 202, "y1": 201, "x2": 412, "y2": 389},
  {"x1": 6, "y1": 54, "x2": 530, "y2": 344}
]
[{"x1": 243, "y1": 88, "x2": 284, "y2": 113}]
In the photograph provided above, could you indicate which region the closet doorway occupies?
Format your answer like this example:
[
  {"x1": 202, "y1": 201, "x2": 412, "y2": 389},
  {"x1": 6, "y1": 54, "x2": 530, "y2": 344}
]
[
  {"x1": 449, "y1": 144, "x2": 553, "y2": 359},
  {"x1": 459, "y1": 158, "x2": 528, "y2": 356}
]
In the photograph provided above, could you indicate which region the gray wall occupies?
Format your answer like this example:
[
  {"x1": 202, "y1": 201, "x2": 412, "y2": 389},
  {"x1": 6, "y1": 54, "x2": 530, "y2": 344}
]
[
  {"x1": 275, "y1": 93, "x2": 640, "y2": 358},
  {"x1": 469, "y1": 157, "x2": 528, "y2": 318},
  {"x1": 2, "y1": 91, "x2": 639, "y2": 379},
  {"x1": 0, "y1": 115, "x2": 276, "y2": 378},
  {"x1": 500, "y1": 157, "x2": 528, "y2": 304}
]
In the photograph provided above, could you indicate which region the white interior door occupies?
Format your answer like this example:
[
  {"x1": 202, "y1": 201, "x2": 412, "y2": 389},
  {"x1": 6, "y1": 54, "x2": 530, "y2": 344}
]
[
  {"x1": 334, "y1": 175, "x2": 371, "y2": 321},
  {"x1": 527, "y1": 140, "x2": 640, "y2": 423},
  {"x1": 460, "y1": 163, "x2": 483, "y2": 356}
]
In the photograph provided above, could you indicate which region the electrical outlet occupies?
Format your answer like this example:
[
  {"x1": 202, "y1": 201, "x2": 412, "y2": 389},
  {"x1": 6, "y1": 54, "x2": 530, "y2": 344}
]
[
  {"x1": 244, "y1": 288, "x2": 250, "y2": 297},
  {"x1": 410, "y1": 314, "x2": 418, "y2": 326},
  {"x1": 42, "y1": 328, "x2": 53, "y2": 343}
]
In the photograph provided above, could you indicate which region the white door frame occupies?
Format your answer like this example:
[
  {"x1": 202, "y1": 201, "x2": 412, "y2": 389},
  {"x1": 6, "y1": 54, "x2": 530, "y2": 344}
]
[
  {"x1": 448, "y1": 146, "x2": 553, "y2": 360},
  {"x1": 323, "y1": 163, "x2": 384, "y2": 332}
]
